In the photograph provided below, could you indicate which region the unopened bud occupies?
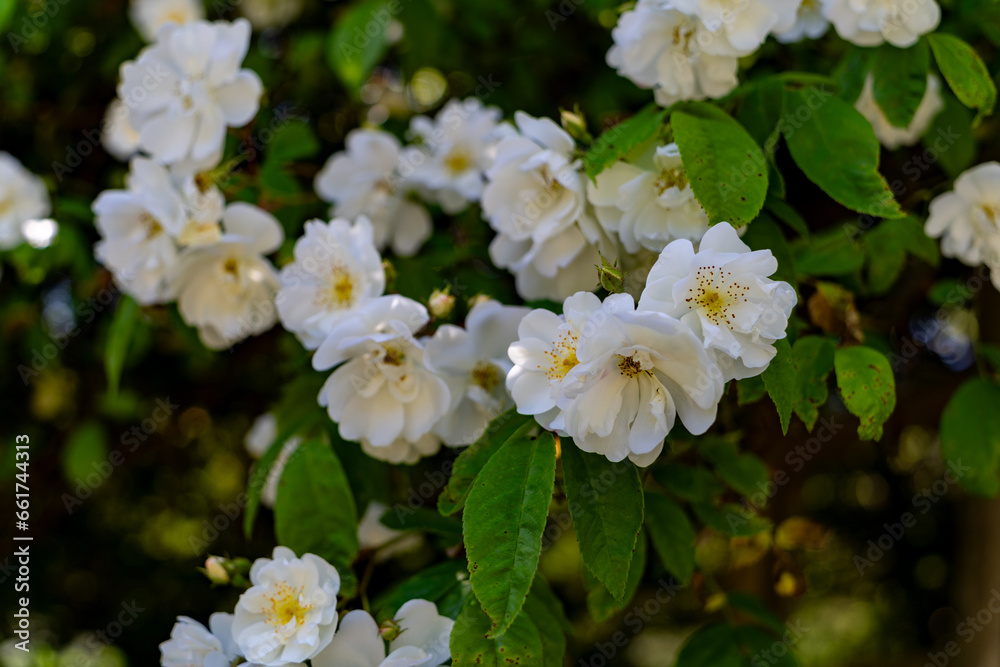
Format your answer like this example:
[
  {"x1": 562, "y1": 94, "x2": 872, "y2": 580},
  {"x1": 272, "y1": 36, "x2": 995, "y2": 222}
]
[
  {"x1": 204, "y1": 556, "x2": 230, "y2": 585},
  {"x1": 380, "y1": 619, "x2": 402, "y2": 642},
  {"x1": 429, "y1": 288, "x2": 455, "y2": 319},
  {"x1": 560, "y1": 105, "x2": 592, "y2": 144},
  {"x1": 595, "y1": 251, "x2": 626, "y2": 294}
]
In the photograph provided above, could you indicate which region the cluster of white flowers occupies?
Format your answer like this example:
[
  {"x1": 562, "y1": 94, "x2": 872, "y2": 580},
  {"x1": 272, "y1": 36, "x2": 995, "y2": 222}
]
[
  {"x1": 315, "y1": 98, "x2": 508, "y2": 258},
  {"x1": 160, "y1": 547, "x2": 453, "y2": 667},
  {"x1": 822, "y1": 0, "x2": 940, "y2": 47},
  {"x1": 92, "y1": 17, "x2": 288, "y2": 348},
  {"x1": 508, "y1": 223, "x2": 796, "y2": 466},
  {"x1": 0, "y1": 152, "x2": 51, "y2": 250},
  {"x1": 926, "y1": 162, "x2": 1000, "y2": 291}
]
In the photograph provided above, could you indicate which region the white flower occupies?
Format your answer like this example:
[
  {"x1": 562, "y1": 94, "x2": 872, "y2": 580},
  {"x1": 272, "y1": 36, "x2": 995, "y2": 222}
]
[
  {"x1": 0, "y1": 152, "x2": 50, "y2": 250},
  {"x1": 606, "y1": 0, "x2": 740, "y2": 108},
  {"x1": 130, "y1": 0, "x2": 204, "y2": 41},
  {"x1": 312, "y1": 600, "x2": 453, "y2": 667},
  {"x1": 482, "y1": 111, "x2": 609, "y2": 301},
  {"x1": 558, "y1": 294, "x2": 724, "y2": 466},
  {"x1": 173, "y1": 203, "x2": 283, "y2": 349},
  {"x1": 405, "y1": 98, "x2": 506, "y2": 213},
  {"x1": 638, "y1": 222, "x2": 797, "y2": 381},
  {"x1": 241, "y1": 0, "x2": 304, "y2": 29},
  {"x1": 854, "y1": 74, "x2": 943, "y2": 150},
  {"x1": 93, "y1": 158, "x2": 189, "y2": 304},
  {"x1": 925, "y1": 162, "x2": 1000, "y2": 289},
  {"x1": 670, "y1": 0, "x2": 801, "y2": 52},
  {"x1": 102, "y1": 99, "x2": 142, "y2": 161},
  {"x1": 425, "y1": 299, "x2": 530, "y2": 446},
  {"x1": 232, "y1": 547, "x2": 341, "y2": 666},
  {"x1": 313, "y1": 296, "x2": 450, "y2": 454},
  {"x1": 244, "y1": 413, "x2": 302, "y2": 508},
  {"x1": 821, "y1": 0, "x2": 940, "y2": 47},
  {"x1": 276, "y1": 217, "x2": 386, "y2": 350},
  {"x1": 118, "y1": 19, "x2": 262, "y2": 170},
  {"x1": 774, "y1": 0, "x2": 830, "y2": 42},
  {"x1": 587, "y1": 143, "x2": 709, "y2": 254},
  {"x1": 315, "y1": 129, "x2": 432, "y2": 257},
  {"x1": 506, "y1": 292, "x2": 606, "y2": 433},
  {"x1": 160, "y1": 613, "x2": 238, "y2": 667}
]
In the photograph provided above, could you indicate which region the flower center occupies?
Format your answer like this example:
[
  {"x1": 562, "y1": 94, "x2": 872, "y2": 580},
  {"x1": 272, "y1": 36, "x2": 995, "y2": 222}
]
[
  {"x1": 223, "y1": 257, "x2": 240, "y2": 278},
  {"x1": 266, "y1": 582, "x2": 311, "y2": 628},
  {"x1": 471, "y1": 361, "x2": 502, "y2": 392},
  {"x1": 543, "y1": 330, "x2": 579, "y2": 380},
  {"x1": 316, "y1": 264, "x2": 357, "y2": 310},
  {"x1": 671, "y1": 21, "x2": 696, "y2": 54},
  {"x1": 618, "y1": 354, "x2": 644, "y2": 379},
  {"x1": 653, "y1": 167, "x2": 687, "y2": 195},
  {"x1": 685, "y1": 265, "x2": 749, "y2": 326},
  {"x1": 140, "y1": 212, "x2": 164, "y2": 238},
  {"x1": 444, "y1": 148, "x2": 472, "y2": 175},
  {"x1": 382, "y1": 342, "x2": 407, "y2": 366}
]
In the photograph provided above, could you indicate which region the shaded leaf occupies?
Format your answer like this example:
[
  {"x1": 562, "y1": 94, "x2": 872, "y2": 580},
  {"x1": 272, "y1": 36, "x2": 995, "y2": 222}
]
[
  {"x1": 834, "y1": 346, "x2": 896, "y2": 441},
  {"x1": 928, "y1": 33, "x2": 997, "y2": 125},
  {"x1": 940, "y1": 379, "x2": 1000, "y2": 496},
  {"x1": 762, "y1": 338, "x2": 795, "y2": 434},
  {"x1": 645, "y1": 491, "x2": 696, "y2": 584}
]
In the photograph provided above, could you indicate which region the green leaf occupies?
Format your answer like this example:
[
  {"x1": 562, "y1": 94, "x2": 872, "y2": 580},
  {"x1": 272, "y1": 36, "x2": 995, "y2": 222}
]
[
  {"x1": 834, "y1": 47, "x2": 872, "y2": 104},
  {"x1": 464, "y1": 430, "x2": 557, "y2": 637},
  {"x1": 834, "y1": 346, "x2": 897, "y2": 441},
  {"x1": 105, "y1": 296, "x2": 139, "y2": 398},
  {"x1": 653, "y1": 464, "x2": 725, "y2": 504},
  {"x1": 438, "y1": 409, "x2": 535, "y2": 516},
  {"x1": 692, "y1": 502, "x2": 772, "y2": 538},
  {"x1": 762, "y1": 338, "x2": 795, "y2": 434},
  {"x1": 737, "y1": 77, "x2": 786, "y2": 150},
  {"x1": 327, "y1": 0, "x2": 392, "y2": 92},
  {"x1": 373, "y1": 560, "x2": 470, "y2": 622},
  {"x1": 791, "y1": 336, "x2": 836, "y2": 431},
  {"x1": 737, "y1": 375, "x2": 767, "y2": 406},
  {"x1": 529, "y1": 575, "x2": 573, "y2": 635},
  {"x1": 561, "y1": 444, "x2": 644, "y2": 602},
  {"x1": 61, "y1": 422, "x2": 109, "y2": 486},
  {"x1": 450, "y1": 594, "x2": 544, "y2": 667},
  {"x1": 267, "y1": 121, "x2": 320, "y2": 163},
  {"x1": 871, "y1": 40, "x2": 929, "y2": 129},
  {"x1": 765, "y1": 198, "x2": 809, "y2": 238},
  {"x1": 862, "y1": 216, "x2": 940, "y2": 294},
  {"x1": 380, "y1": 507, "x2": 462, "y2": 542},
  {"x1": 644, "y1": 492, "x2": 696, "y2": 585},
  {"x1": 274, "y1": 438, "x2": 359, "y2": 576},
  {"x1": 697, "y1": 438, "x2": 770, "y2": 500},
  {"x1": 259, "y1": 161, "x2": 301, "y2": 196},
  {"x1": 792, "y1": 227, "x2": 866, "y2": 278},
  {"x1": 939, "y1": 379, "x2": 1000, "y2": 496},
  {"x1": 675, "y1": 623, "x2": 744, "y2": 667},
  {"x1": 584, "y1": 105, "x2": 668, "y2": 181},
  {"x1": 0, "y1": 0, "x2": 16, "y2": 34},
  {"x1": 584, "y1": 530, "x2": 647, "y2": 621},
  {"x1": 727, "y1": 591, "x2": 786, "y2": 635},
  {"x1": 523, "y1": 585, "x2": 568, "y2": 666},
  {"x1": 925, "y1": 91, "x2": 977, "y2": 178},
  {"x1": 671, "y1": 101, "x2": 769, "y2": 227},
  {"x1": 741, "y1": 212, "x2": 796, "y2": 287},
  {"x1": 782, "y1": 88, "x2": 903, "y2": 218},
  {"x1": 928, "y1": 33, "x2": 997, "y2": 126}
]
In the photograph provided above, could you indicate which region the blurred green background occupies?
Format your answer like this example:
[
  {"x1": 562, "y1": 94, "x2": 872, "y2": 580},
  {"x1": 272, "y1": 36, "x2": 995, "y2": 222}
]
[{"x1": 4, "y1": 0, "x2": 1000, "y2": 665}]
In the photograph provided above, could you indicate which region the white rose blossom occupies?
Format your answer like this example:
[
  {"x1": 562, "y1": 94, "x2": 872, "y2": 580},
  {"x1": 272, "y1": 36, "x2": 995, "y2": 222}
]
[
  {"x1": 606, "y1": 0, "x2": 741, "y2": 108},
  {"x1": 554, "y1": 293, "x2": 725, "y2": 466},
  {"x1": 774, "y1": 0, "x2": 830, "y2": 42},
  {"x1": 232, "y1": 547, "x2": 341, "y2": 666},
  {"x1": 312, "y1": 296, "x2": 450, "y2": 460},
  {"x1": 173, "y1": 203, "x2": 284, "y2": 349},
  {"x1": 315, "y1": 129, "x2": 432, "y2": 257},
  {"x1": 405, "y1": 97, "x2": 507, "y2": 213},
  {"x1": 482, "y1": 111, "x2": 610, "y2": 301},
  {"x1": 670, "y1": 0, "x2": 801, "y2": 52},
  {"x1": 118, "y1": 18, "x2": 262, "y2": 171},
  {"x1": 639, "y1": 222, "x2": 797, "y2": 381},
  {"x1": 130, "y1": 0, "x2": 204, "y2": 42},
  {"x1": 160, "y1": 613, "x2": 239, "y2": 667},
  {"x1": 506, "y1": 292, "x2": 610, "y2": 434},
  {"x1": 925, "y1": 162, "x2": 1000, "y2": 290},
  {"x1": 587, "y1": 143, "x2": 709, "y2": 254},
  {"x1": 312, "y1": 600, "x2": 453, "y2": 667},
  {"x1": 854, "y1": 74, "x2": 943, "y2": 150},
  {"x1": 0, "y1": 152, "x2": 50, "y2": 250},
  {"x1": 821, "y1": 0, "x2": 940, "y2": 47},
  {"x1": 276, "y1": 216, "x2": 386, "y2": 350},
  {"x1": 102, "y1": 99, "x2": 142, "y2": 161},
  {"x1": 425, "y1": 299, "x2": 530, "y2": 446}
]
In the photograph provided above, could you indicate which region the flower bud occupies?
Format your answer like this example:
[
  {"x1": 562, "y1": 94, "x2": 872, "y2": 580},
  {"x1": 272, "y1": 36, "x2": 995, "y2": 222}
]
[
  {"x1": 204, "y1": 556, "x2": 230, "y2": 585},
  {"x1": 429, "y1": 288, "x2": 455, "y2": 319}
]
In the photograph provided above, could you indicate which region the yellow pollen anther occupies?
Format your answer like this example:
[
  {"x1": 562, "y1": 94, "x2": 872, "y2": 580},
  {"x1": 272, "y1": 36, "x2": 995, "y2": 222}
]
[
  {"x1": 543, "y1": 331, "x2": 579, "y2": 380},
  {"x1": 472, "y1": 361, "x2": 501, "y2": 392},
  {"x1": 444, "y1": 149, "x2": 472, "y2": 174},
  {"x1": 382, "y1": 343, "x2": 406, "y2": 366},
  {"x1": 653, "y1": 167, "x2": 688, "y2": 194},
  {"x1": 223, "y1": 258, "x2": 240, "y2": 278},
  {"x1": 684, "y1": 265, "x2": 750, "y2": 325},
  {"x1": 618, "y1": 354, "x2": 643, "y2": 378},
  {"x1": 266, "y1": 582, "x2": 311, "y2": 627}
]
